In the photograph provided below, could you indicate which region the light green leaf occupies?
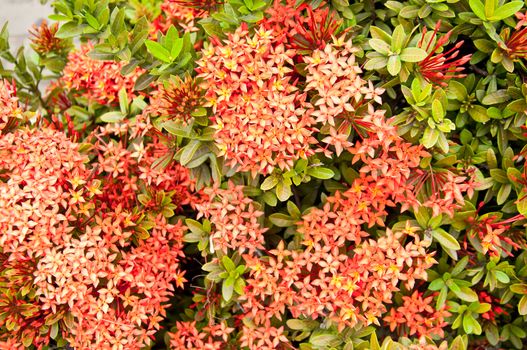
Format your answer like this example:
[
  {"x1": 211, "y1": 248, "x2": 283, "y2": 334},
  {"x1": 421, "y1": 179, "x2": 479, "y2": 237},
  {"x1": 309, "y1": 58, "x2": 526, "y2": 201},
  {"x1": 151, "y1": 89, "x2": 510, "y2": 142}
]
[
  {"x1": 145, "y1": 40, "x2": 171, "y2": 63},
  {"x1": 481, "y1": 90, "x2": 510, "y2": 105},
  {"x1": 387, "y1": 55, "x2": 401, "y2": 75},
  {"x1": 391, "y1": 25, "x2": 406, "y2": 53},
  {"x1": 100, "y1": 111, "x2": 125, "y2": 123},
  {"x1": 369, "y1": 38, "x2": 391, "y2": 55},
  {"x1": 261, "y1": 176, "x2": 279, "y2": 191},
  {"x1": 432, "y1": 228, "x2": 461, "y2": 250},
  {"x1": 306, "y1": 167, "x2": 335, "y2": 179},
  {"x1": 275, "y1": 181, "x2": 292, "y2": 202},
  {"x1": 180, "y1": 140, "x2": 201, "y2": 166},
  {"x1": 453, "y1": 285, "x2": 479, "y2": 302},
  {"x1": 469, "y1": 0, "x2": 487, "y2": 20},
  {"x1": 489, "y1": 1, "x2": 524, "y2": 21},
  {"x1": 468, "y1": 105, "x2": 489, "y2": 123},
  {"x1": 171, "y1": 38, "x2": 184, "y2": 59},
  {"x1": 222, "y1": 282, "x2": 234, "y2": 301},
  {"x1": 519, "y1": 295, "x2": 527, "y2": 315},
  {"x1": 269, "y1": 213, "x2": 296, "y2": 227},
  {"x1": 400, "y1": 47, "x2": 428, "y2": 62},
  {"x1": 421, "y1": 127, "x2": 440, "y2": 149}
]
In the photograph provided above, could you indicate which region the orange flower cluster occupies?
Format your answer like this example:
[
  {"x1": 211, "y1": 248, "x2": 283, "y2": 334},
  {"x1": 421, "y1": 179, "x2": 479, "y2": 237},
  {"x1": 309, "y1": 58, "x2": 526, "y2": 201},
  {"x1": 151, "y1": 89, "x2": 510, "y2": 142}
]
[
  {"x1": 88, "y1": 116, "x2": 197, "y2": 213},
  {"x1": 239, "y1": 110, "x2": 437, "y2": 332},
  {"x1": 60, "y1": 44, "x2": 143, "y2": 105},
  {"x1": 168, "y1": 321, "x2": 234, "y2": 350},
  {"x1": 151, "y1": 0, "x2": 205, "y2": 35},
  {"x1": 0, "y1": 123, "x2": 193, "y2": 349},
  {"x1": 384, "y1": 291, "x2": 451, "y2": 338},
  {"x1": 0, "y1": 128, "x2": 90, "y2": 256},
  {"x1": 0, "y1": 80, "x2": 22, "y2": 132},
  {"x1": 304, "y1": 39, "x2": 384, "y2": 156},
  {"x1": 196, "y1": 25, "x2": 318, "y2": 176},
  {"x1": 196, "y1": 182, "x2": 266, "y2": 254}
]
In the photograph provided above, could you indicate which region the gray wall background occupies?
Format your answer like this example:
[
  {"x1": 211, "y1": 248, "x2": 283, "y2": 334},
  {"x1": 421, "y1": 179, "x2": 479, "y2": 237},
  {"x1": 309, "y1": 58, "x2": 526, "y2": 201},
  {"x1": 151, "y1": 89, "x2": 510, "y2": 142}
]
[{"x1": 0, "y1": 0, "x2": 53, "y2": 48}]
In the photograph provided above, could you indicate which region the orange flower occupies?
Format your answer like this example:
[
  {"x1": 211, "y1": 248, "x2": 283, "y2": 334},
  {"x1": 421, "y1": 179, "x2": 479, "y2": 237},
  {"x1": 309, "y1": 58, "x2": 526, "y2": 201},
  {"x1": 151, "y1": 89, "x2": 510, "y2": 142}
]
[
  {"x1": 384, "y1": 291, "x2": 451, "y2": 338},
  {"x1": 196, "y1": 182, "x2": 267, "y2": 254},
  {"x1": 0, "y1": 80, "x2": 23, "y2": 132},
  {"x1": 196, "y1": 25, "x2": 318, "y2": 176}
]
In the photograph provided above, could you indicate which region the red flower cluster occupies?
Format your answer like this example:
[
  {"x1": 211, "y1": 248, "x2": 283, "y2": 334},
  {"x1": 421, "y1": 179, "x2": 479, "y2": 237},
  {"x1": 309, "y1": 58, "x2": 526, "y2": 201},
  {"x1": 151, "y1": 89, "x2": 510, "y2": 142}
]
[
  {"x1": 0, "y1": 118, "x2": 195, "y2": 348},
  {"x1": 384, "y1": 291, "x2": 451, "y2": 338},
  {"x1": 0, "y1": 80, "x2": 22, "y2": 132},
  {"x1": 60, "y1": 44, "x2": 143, "y2": 105}
]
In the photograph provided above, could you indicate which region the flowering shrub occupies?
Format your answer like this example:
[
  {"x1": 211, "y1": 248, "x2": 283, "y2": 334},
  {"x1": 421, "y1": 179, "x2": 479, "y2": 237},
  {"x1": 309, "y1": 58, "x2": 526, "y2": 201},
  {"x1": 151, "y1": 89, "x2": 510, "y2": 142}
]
[{"x1": 2, "y1": 0, "x2": 527, "y2": 349}]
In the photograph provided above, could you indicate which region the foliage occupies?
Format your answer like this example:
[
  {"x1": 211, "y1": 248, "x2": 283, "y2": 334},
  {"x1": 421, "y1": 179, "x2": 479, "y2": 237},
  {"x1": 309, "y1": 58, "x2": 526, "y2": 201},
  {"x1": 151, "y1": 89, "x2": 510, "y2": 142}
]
[{"x1": 2, "y1": 0, "x2": 527, "y2": 349}]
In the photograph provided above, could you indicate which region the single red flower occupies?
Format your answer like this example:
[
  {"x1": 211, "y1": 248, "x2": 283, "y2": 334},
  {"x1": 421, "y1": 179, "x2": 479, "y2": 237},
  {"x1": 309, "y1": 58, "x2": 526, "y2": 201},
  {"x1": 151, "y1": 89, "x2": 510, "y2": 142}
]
[{"x1": 417, "y1": 21, "x2": 472, "y2": 87}]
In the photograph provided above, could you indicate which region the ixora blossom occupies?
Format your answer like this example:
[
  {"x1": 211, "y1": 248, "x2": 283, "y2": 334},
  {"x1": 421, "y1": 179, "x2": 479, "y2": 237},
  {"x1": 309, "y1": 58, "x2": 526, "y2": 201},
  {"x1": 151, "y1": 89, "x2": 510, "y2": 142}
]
[
  {"x1": 384, "y1": 291, "x2": 451, "y2": 338},
  {"x1": 417, "y1": 21, "x2": 472, "y2": 87},
  {"x1": 196, "y1": 182, "x2": 266, "y2": 254},
  {"x1": 59, "y1": 44, "x2": 143, "y2": 105},
  {"x1": 151, "y1": 0, "x2": 211, "y2": 35},
  {"x1": 304, "y1": 37, "x2": 384, "y2": 156},
  {"x1": 0, "y1": 126, "x2": 190, "y2": 349},
  {"x1": 196, "y1": 24, "x2": 318, "y2": 176},
  {"x1": 0, "y1": 80, "x2": 23, "y2": 132},
  {"x1": 145, "y1": 74, "x2": 204, "y2": 125}
]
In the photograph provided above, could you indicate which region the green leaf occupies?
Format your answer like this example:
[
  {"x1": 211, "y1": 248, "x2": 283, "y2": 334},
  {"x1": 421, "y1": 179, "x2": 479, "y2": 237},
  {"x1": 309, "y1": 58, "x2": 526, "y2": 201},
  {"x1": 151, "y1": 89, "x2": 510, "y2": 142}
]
[
  {"x1": 387, "y1": 55, "x2": 402, "y2": 75},
  {"x1": 269, "y1": 213, "x2": 296, "y2": 227},
  {"x1": 275, "y1": 181, "x2": 292, "y2": 202},
  {"x1": 100, "y1": 111, "x2": 125, "y2": 123},
  {"x1": 261, "y1": 176, "x2": 279, "y2": 191},
  {"x1": 222, "y1": 282, "x2": 234, "y2": 301},
  {"x1": 364, "y1": 57, "x2": 388, "y2": 70},
  {"x1": 469, "y1": 0, "x2": 487, "y2": 20},
  {"x1": 431, "y1": 228, "x2": 461, "y2": 250},
  {"x1": 519, "y1": 295, "x2": 527, "y2": 315},
  {"x1": 369, "y1": 26, "x2": 392, "y2": 43},
  {"x1": 510, "y1": 283, "x2": 527, "y2": 294},
  {"x1": 432, "y1": 99, "x2": 444, "y2": 122},
  {"x1": 134, "y1": 73, "x2": 156, "y2": 91},
  {"x1": 453, "y1": 286, "x2": 479, "y2": 302},
  {"x1": 489, "y1": 1, "x2": 524, "y2": 21},
  {"x1": 118, "y1": 88, "x2": 129, "y2": 115},
  {"x1": 310, "y1": 333, "x2": 340, "y2": 347},
  {"x1": 171, "y1": 38, "x2": 184, "y2": 59},
  {"x1": 429, "y1": 278, "x2": 445, "y2": 291},
  {"x1": 222, "y1": 256, "x2": 236, "y2": 272},
  {"x1": 485, "y1": 0, "x2": 496, "y2": 18},
  {"x1": 306, "y1": 167, "x2": 335, "y2": 179},
  {"x1": 369, "y1": 39, "x2": 391, "y2": 55},
  {"x1": 55, "y1": 22, "x2": 86, "y2": 38},
  {"x1": 391, "y1": 25, "x2": 406, "y2": 53},
  {"x1": 287, "y1": 319, "x2": 319, "y2": 331},
  {"x1": 400, "y1": 47, "x2": 427, "y2": 62},
  {"x1": 481, "y1": 90, "x2": 510, "y2": 105},
  {"x1": 421, "y1": 127, "x2": 440, "y2": 149},
  {"x1": 468, "y1": 105, "x2": 490, "y2": 123},
  {"x1": 495, "y1": 270, "x2": 510, "y2": 284},
  {"x1": 145, "y1": 40, "x2": 171, "y2": 63},
  {"x1": 180, "y1": 140, "x2": 201, "y2": 166},
  {"x1": 448, "y1": 81, "x2": 468, "y2": 101},
  {"x1": 234, "y1": 278, "x2": 246, "y2": 295}
]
